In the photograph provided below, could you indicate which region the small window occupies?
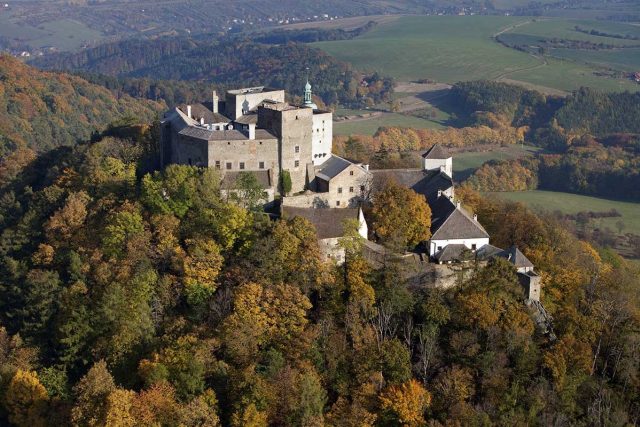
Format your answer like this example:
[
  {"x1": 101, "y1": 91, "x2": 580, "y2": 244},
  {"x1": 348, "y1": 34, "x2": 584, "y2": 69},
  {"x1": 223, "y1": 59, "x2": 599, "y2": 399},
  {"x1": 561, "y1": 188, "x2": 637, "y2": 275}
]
[
  {"x1": 188, "y1": 158, "x2": 192, "y2": 165},
  {"x1": 336, "y1": 201, "x2": 341, "y2": 206},
  {"x1": 294, "y1": 160, "x2": 300, "y2": 168},
  {"x1": 295, "y1": 146, "x2": 300, "y2": 153},
  {"x1": 350, "y1": 171, "x2": 354, "y2": 176},
  {"x1": 349, "y1": 187, "x2": 354, "y2": 193},
  {"x1": 215, "y1": 160, "x2": 221, "y2": 169},
  {"x1": 437, "y1": 246, "x2": 443, "y2": 251},
  {"x1": 259, "y1": 141, "x2": 263, "y2": 145},
  {"x1": 360, "y1": 185, "x2": 365, "y2": 192},
  {"x1": 226, "y1": 162, "x2": 232, "y2": 170},
  {"x1": 338, "y1": 187, "x2": 343, "y2": 194},
  {"x1": 471, "y1": 244, "x2": 477, "y2": 250},
  {"x1": 259, "y1": 161, "x2": 265, "y2": 169},
  {"x1": 239, "y1": 162, "x2": 245, "y2": 170}
]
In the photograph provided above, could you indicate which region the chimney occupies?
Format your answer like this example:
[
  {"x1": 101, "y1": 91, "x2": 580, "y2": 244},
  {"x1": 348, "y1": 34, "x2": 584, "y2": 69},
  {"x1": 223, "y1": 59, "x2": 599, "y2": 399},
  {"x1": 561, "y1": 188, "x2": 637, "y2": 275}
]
[
  {"x1": 473, "y1": 214, "x2": 478, "y2": 221},
  {"x1": 186, "y1": 105, "x2": 192, "y2": 119},
  {"x1": 437, "y1": 189, "x2": 442, "y2": 198},
  {"x1": 363, "y1": 164, "x2": 369, "y2": 171},
  {"x1": 212, "y1": 90, "x2": 219, "y2": 114},
  {"x1": 200, "y1": 117, "x2": 205, "y2": 125},
  {"x1": 456, "y1": 201, "x2": 461, "y2": 209},
  {"x1": 248, "y1": 123, "x2": 256, "y2": 140}
]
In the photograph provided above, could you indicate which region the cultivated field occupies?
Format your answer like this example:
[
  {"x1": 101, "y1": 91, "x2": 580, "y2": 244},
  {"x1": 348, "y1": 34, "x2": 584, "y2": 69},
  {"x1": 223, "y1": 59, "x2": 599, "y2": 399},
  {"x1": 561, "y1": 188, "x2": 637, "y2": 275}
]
[
  {"x1": 453, "y1": 145, "x2": 541, "y2": 181},
  {"x1": 488, "y1": 190, "x2": 640, "y2": 236},
  {"x1": 313, "y1": 16, "x2": 640, "y2": 94},
  {"x1": 0, "y1": 15, "x2": 104, "y2": 51}
]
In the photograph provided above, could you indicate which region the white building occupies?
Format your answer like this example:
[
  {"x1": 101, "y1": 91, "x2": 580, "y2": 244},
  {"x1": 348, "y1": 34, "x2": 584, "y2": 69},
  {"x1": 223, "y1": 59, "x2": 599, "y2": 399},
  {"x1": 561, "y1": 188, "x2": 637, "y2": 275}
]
[
  {"x1": 428, "y1": 195, "x2": 490, "y2": 259},
  {"x1": 422, "y1": 143, "x2": 452, "y2": 177}
]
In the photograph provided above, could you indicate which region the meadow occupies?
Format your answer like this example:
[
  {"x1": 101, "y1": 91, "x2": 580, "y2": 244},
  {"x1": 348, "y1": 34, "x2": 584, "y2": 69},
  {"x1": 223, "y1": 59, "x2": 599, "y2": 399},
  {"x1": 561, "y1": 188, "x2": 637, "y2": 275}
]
[
  {"x1": 452, "y1": 145, "x2": 541, "y2": 181},
  {"x1": 313, "y1": 16, "x2": 640, "y2": 94},
  {"x1": 487, "y1": 190, "x2": 640, "y2": 236},
  {"x1": 0, "y1": 15, "x2": 104, "y2": 51}
]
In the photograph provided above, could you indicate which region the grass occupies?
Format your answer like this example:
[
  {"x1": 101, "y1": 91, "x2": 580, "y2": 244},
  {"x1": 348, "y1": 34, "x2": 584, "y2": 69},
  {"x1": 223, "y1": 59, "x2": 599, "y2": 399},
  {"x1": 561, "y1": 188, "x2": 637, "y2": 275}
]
[
  {"x1": 314, "y1": 16, "x2": 540, "y2": 83},
  {"x1": 453, "y1": 145, "x2": 541, "y2": 181},
  {"x1": 487, "y1": 190, "x2": 640, "y2": 235},
  {"x1": 313, "y1": 16, "x2": 639, "y2": 93},
  {"x1": 0, "y1": 15, "x2": 104, "y2": 51},
  {"x1": 334, "y1": 112, "x2": 445, "y2": 136}
]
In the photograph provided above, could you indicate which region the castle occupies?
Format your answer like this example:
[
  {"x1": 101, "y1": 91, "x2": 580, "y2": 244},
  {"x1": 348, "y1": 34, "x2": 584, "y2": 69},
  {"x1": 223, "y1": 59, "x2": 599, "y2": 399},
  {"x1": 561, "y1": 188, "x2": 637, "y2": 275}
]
[{"x1": 161, "y1": 83, "x2": 541, "y2": 302}]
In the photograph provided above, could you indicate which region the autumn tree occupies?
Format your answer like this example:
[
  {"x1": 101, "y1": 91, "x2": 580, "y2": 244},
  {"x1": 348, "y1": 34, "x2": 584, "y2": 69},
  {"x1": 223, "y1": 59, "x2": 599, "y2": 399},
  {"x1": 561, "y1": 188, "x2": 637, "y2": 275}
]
[
  {"x1": 370, "y1": 181, "x2": 431, "y2": 249},
  {"x1": 379, "y1": 379, "x2": 431, "y2": 427},
  {"x1": 4, "y1": 370, "x2": 49, "y2": 427}
]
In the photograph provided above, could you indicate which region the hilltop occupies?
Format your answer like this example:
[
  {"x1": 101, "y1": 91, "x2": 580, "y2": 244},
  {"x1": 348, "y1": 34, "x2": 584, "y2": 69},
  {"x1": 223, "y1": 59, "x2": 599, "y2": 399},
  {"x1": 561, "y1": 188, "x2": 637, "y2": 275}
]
[{"x1": 0, "y1": 55, "x2": 163, "y2": 156}]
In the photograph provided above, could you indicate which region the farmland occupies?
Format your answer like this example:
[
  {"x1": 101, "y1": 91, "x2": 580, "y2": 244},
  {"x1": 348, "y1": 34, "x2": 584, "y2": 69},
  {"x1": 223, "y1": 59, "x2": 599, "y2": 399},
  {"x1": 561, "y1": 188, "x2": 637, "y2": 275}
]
[
  {"x1": 313, "y1": 16, "x2": 640, "y2": 94},
  {"x1": 488, "y1": 190, "x2": 640, "y2": 236}
]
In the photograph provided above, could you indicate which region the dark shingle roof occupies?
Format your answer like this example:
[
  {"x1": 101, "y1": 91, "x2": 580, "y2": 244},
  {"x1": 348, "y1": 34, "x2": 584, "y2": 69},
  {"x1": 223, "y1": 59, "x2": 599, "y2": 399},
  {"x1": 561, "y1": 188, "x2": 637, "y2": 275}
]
[
  {"x1": 370, "y1": 169, "x2": 453, "y2": 204},
  {"x1": 222, "y1": 170, "x2": 272, "y2": 189},
  {"x1": 281, "y1": 206, "x2": 360, "y2": 239},
  {"x1": 178, "y1": 103, "x2": 230, "y2": 124},
  {"x1": 476, "y1": 244, "x2": 504, "y2": 261},
  {"x1": 430, "y1": 197, "x2": 489, "y2": 240},
  {"x1": 496, "y1": 246, "x2": 534, "y2": 268},
  {"x1": 422, "y1": 144, "x2": 451, "y2": 159},
  {"x1": 434, "y1": 244, "x2": 471, "y2": 262},
  {"x1": 315, "y1": 155, "x2": 353, "y2": 181},
  {"x1": 179, "y1": 126, "x2": 276, "y2": 141},
  {"x1": 234, "y1": 113, "x2": 258, "y2": 125}
]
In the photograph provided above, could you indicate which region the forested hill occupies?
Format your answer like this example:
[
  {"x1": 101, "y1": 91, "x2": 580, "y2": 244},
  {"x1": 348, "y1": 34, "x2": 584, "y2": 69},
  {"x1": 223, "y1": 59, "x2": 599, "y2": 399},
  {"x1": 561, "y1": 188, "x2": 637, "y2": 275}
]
[
  {"x1": 0, "y1": 55, "x2": 163, "y2": 156},
  {"x1": 31, "y1": 37, "x2": 393, "y2": 108}
]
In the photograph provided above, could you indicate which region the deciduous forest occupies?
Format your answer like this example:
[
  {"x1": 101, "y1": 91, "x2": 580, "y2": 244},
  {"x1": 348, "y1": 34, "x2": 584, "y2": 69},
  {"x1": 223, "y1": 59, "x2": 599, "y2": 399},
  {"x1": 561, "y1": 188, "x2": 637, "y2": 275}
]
[{"x1": 0, "y1": 63, "x2": 639, "y2": 426}]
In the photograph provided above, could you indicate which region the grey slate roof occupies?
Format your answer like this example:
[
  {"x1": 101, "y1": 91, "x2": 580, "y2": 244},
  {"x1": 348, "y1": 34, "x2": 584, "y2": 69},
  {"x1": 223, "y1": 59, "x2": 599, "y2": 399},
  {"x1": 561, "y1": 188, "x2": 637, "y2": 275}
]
[
  {"x1": 475, "y1": 244, "x2": 505, "y2": 261},
  {"x1": 370, "y1": 169, "x2": 453, "y2": 204},
  {"x1": 430, "y1": 196, "x2": 489, "y2": 240},
  {"x1": 281, "y1": 206, "x2": 360, "y2": 239},
  {"x1": 496, "y1": 245, "x2": 534, "y2": 268},
  {"x1": 222, "y1": 170, "x2": 272, "y2": 189},
  {"x1": 315, "y1": 155, "x2": 353, "y2": 181},
  {"x1": 234, "y1": 113, "x2": 258, "y2": 125},
  {"x1": 178, "y1": 126, "x2": 277, "y2": 141},
  {"x1": 178, "y1": 103, "x2": 230, "y2": 124},
  {"x1": 434, "y1": 244, "x2": 472, "y2": 262},
  {"x1": 422, "y1": 144, "x2": 451, "y2": 159}
]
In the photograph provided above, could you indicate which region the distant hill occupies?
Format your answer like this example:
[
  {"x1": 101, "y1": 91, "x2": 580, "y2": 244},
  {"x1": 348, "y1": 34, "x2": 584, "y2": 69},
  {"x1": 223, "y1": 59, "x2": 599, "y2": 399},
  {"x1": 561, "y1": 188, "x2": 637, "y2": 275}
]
[
  {"x1": 0, "y1": 54, "x2": 163, "y2": 156},
  {"x1": 31, "y1": 37, "x2": 394, "y2": 108}
]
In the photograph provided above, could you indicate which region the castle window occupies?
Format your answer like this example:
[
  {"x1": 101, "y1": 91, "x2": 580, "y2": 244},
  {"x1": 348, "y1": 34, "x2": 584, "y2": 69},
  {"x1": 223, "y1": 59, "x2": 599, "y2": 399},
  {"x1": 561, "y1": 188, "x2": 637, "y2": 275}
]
[
  {"x1": 239, "y1": 162, "x2": 245, "y2": 170},
  {"x1": 349, "y1": 171, "x2": 354, "y2": 176},
  {"x1": 294, "y1": 160, "x2": 300, "y2": 168},
  {"x1": 215, "y1": 160, "x2": 221, "y2": 169},
  {"x1": 349, "y1": 187, "x2": 354, "y2": 193},
  {"x1": 336, "y1": 201, "x2": 341, "y2": 206},
  {"x1": 472, "y1": 244, "x2": 477, "y2": 250},
  {"x1": 295, "y1": 146, "x2": 300, "y2": 153},
  {"x1": 259, "y1": 161, "x2": 265, "y2": 169},
  {"x1": 360, "y1": 185, "x2": 365, "y2": 192},
  {"x1": 437, "y1": 246, "x2": 443, "y2": 251},
  {"x1": 226, "y1": 162, "x2": 232, "y2": 170},
  {"x1": 338, "y1": 187, "x2": 343, "y2": 194},
  {"x1": 227, "y1": 142, "x2": 230, "y2": 145},
  {"x1": 259, "y1": 141, "x2": 263, "y2": 145}
]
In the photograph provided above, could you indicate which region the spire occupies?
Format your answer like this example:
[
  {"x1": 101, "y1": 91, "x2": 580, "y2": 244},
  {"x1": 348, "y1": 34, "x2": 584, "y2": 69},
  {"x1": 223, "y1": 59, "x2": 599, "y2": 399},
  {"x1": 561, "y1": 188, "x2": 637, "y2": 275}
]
[{"x1": 303, "y1": 78, "x2": 317, "y2": 109}]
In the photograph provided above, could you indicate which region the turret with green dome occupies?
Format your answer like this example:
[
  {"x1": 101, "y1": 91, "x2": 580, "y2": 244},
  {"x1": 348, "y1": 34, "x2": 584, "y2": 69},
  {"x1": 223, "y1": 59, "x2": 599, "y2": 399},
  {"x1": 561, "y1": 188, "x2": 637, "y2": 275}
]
[{"x1": 303, "y1": 80, "x2": 318, "y2": 109}]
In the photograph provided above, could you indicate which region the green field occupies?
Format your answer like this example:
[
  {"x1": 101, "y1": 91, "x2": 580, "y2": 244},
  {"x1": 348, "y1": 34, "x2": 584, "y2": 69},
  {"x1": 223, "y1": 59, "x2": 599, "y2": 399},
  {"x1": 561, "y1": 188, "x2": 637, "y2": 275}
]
[
  {"x1": 333, "y1": 111, "x2": 447, "y2": 136},
  {"x1": 313, "y1": 16, "x2": 639, "y2": 93},
  {"x1": 453, "y1": 145, "x2": 541, "y2": 181},
  {"x1": 488, "y1": 190, "x2": 640, "y2": 235},
  {"x1": 0, "y1": 16, "x2": 104, "y2": 51}
]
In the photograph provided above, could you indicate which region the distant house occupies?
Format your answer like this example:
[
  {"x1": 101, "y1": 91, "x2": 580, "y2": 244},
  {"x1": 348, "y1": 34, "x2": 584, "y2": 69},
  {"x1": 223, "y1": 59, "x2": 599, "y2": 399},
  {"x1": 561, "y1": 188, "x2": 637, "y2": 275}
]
[
  {"x1": 281, "y1": 206, "x2": 368, "y2": 264},
  {"x1": 477, "y1": 244, "x2": 541, "y2": 302}
]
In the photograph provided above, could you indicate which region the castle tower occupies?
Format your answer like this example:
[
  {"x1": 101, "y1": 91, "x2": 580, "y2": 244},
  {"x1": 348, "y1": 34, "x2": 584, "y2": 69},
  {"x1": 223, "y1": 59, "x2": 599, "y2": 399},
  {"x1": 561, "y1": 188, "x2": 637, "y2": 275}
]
[{"x1": 303, "y1": 80, "x2": 318, "y2": 110}]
